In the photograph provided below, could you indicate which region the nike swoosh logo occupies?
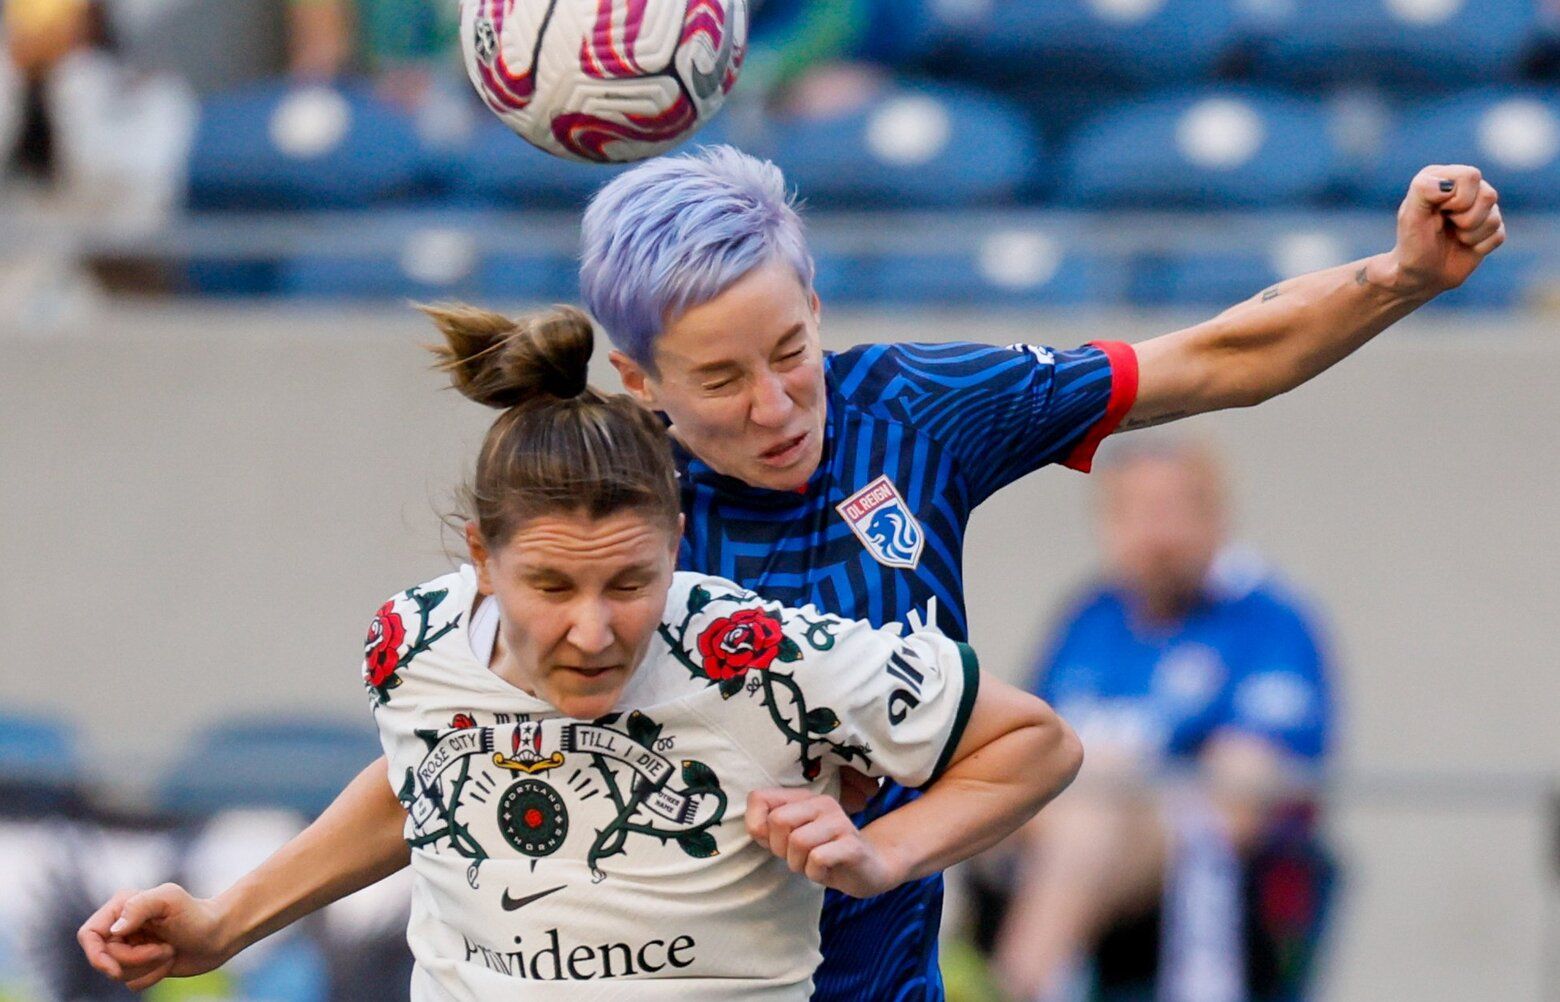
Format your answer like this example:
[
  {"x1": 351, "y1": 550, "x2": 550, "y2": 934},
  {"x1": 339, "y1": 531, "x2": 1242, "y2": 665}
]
[
  {"x1": 690, "y1": 18, "x2": 733, "y2": 101},
  {"x1": 501, "y1": 884, "x2": 566, "y2": 911}
]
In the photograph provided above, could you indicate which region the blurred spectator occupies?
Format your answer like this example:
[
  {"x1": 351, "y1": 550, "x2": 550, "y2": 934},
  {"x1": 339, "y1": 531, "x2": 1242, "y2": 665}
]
[
  {"x1": 285, "y1": 0, "x2": 460, "y2": 108},
  {"x1": 1, "y1": 0, "x2": 279, "y2": 213},
  {"x1": 747, "y1": 0, "x2": 870, "y2": 94},
  {"x1": 990, "y1": 438, "x2": 1335, "y2": 1002},
  {"x1": 729, "y1": 0, "x2": 885, "y2": 127}
]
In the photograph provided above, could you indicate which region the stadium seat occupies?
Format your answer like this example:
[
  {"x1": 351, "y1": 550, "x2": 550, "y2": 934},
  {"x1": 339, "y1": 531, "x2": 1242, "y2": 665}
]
[
  {"x1": 0, "y1": 712, "x2": 77, "y2": 784},
  {"x1": 1359, "y1": 88, "x2": 1560, "y2": 210},
  {"x1": 159, "y1": 715, "x2": 381, "y2": 818},
  {"x1": 0, "y1": 713, "x2": 80, "y2": 816},
  {"x1": 1063, "y1": 88, "x2": 1344, "y2": 208},
  {"x1": 813, "y1": 232, "x2": 1126, "y2": 306},
  {"x1": 188, "y1": 80, "x2": 434, "y2": 210},
  {"x1": 477, "y1": 250, "x2": 586, "y2": 302},
  {"x1": 758, "y1": 82, "x2": 1044, "y2": 208},
  {"x1": 279, "y1": 216, "x2": 487, "y2": 299},
  {"x1": 923, "y1": 0, "x2": 1241, "y2": 85},
  {"x1": 1421, "y1": 250, "x2": 1547, "y2": 309},
  {"x1": 858, "y1": 0, "x2": 936, "y2": 65},
  {"x1": 1128, "y1": 228, "x2": 1365, "y2": 305},
  {"x1": 439, "y1": 115, "x2": 631, "y2": 209},
  {"x1": 1246, "y1": 0, "x2": 1540, "y2": 84}
]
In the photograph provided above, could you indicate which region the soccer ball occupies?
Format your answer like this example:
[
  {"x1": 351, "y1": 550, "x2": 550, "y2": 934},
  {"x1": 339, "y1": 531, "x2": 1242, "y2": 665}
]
[{"x1": 461, "y1": 0, "x2": 748, "y2": 164}]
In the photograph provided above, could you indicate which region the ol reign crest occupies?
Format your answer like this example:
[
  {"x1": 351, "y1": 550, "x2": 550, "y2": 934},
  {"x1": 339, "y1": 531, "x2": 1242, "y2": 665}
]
[{"x1": 838, "y1": 475, "x2": 925, "y2": 569}]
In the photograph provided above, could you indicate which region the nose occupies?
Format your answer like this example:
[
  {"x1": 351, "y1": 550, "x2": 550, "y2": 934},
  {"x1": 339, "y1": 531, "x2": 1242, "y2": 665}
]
[
  {"x1": 749, "y1": 369, "x2": 795, "y2": 428},
  {"x1": 565, "y1": 598, "x2": 614, "y2": 656}
]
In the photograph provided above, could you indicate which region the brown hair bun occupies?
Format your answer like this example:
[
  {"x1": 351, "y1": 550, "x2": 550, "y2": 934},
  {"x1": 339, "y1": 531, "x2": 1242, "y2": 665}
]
[{"x1": 423, "y1": 303, "x2": 593, "y2": 408}]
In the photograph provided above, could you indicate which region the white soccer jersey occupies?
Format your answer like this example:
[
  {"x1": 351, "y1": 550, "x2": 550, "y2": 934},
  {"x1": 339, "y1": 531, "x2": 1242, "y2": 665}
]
[{"x1": 362, "y1": 567, "x2": 979, "y2": 1001}]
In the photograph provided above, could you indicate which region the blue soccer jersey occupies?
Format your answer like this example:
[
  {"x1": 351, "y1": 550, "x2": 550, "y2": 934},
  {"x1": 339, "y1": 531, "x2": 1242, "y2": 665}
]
[
  {"x1": 675, "y1": 339, "x2": 1138, "y2": 1001},
  {"x1": 1033, "y1": 551, "x2": 1334, "y2": 768}
]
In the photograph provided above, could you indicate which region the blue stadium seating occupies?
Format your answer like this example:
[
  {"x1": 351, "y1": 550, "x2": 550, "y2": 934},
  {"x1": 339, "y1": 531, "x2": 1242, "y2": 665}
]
[
  {"x1": 1422, "y1": 249, "x2": 1546, "y2": 309},
  {"x1": 1246, "y1": 0, "x2": 1541, "y2": 84},
  {"x1": 189, "y1": 81, "x2": 433, "y2": 210},
  {"x1": 159, "y1": 715, "x2": 381, "y2": 817},
  {"x1": 0, "y1": 713, "x2": 77, "y2": 786},
  {"x1": 924, "y1": 0, "x2": 1242, "y2": 85},
  {"x1": 858, "y1": 0, "x2": 935, "y2": 65},
  {"x1": 477, "y1": 250, "x2": 585, "y2": 302},
  {"x1": 280, "y1": 254, "x2": 477, "y2": 299},
  {"x1": 1359, "y1": 88, "x2": 1560, "y2": 210},
  {"x1": 439, "y1": 116, "x2": 630, "y2": 209},
  {"x1": 1063, "y1": 88, "x2": 1344, "y2": 207},
  {"x1": 756, "y1": 82, "x2": 1044, "y2": 208},
  {"x1": 814, "y1": 237, "x2": 1126, "y2": 306}
]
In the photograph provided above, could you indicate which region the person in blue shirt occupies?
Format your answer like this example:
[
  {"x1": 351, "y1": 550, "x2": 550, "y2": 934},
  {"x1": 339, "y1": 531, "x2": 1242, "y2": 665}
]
[
  {"x1": 992, "y1": 438, "x2": 1332, "y2": 1002},
  {"x1": 83, "y1": 146, "x2": 1497, "y2": 1000}
]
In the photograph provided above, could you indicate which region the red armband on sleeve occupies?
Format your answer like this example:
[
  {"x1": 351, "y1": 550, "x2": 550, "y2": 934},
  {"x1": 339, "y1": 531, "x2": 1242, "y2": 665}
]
[{"x1": 1062, "y1": 340, "x2": 1139, "y2": 473}]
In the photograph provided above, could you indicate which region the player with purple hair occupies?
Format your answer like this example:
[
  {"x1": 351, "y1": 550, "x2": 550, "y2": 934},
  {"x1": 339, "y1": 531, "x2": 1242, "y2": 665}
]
[{"x1": 81, "y1": 145, "x2": 1503, "y2": 1000}]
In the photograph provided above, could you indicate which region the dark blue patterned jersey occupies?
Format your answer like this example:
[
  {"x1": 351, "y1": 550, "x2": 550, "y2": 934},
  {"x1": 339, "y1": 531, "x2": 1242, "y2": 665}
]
[{"x1": 675, "y1": 338, "x2": 1138, "y2": 1001}]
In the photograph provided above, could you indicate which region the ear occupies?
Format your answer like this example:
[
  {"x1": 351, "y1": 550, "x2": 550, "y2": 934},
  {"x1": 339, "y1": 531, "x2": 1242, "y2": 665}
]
[
  {"x1": 808, "y1": 287, "x2": 822, "y2": 321},
  {"x1": 671, "y1": 513, "x2": 686, "y2": 557},
  {"x1": 465, "y1": 522, "x2": 494, "y2": 595},
  {"x1": 610, "y1": 349, "x2": 656, "y2": 409}
]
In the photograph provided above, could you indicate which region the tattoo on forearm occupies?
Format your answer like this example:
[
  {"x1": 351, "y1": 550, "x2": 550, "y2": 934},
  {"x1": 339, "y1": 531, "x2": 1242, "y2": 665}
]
[
  {"x1": 1260, "y1": 286, "x2": 1282, "y2": 302},
  {"x1": 1120, "y1": 410, "x2": 1189, "y2": 432},
  {"x1": 1355, "y1": 265, "x2": 1369, "y2": 286}
]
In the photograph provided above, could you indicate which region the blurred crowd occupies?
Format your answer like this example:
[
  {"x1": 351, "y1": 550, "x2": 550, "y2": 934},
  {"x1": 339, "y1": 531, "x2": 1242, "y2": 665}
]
[
  {"x1": 4, "y1": 0, "x2": 1560, "y2": 309},
  {"x1": 5, "y1": 0, "x2": 1560, "y2": 211},
  {"x1": 0, "y1": 0, "x2": 885, "y2": 208}
]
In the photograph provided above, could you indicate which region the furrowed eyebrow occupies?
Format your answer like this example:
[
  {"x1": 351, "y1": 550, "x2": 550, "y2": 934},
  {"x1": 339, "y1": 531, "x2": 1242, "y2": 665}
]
[
  {"x1": 689, "y1": 358, "x2": 741, "y2": 378},
  {"x1": 775, "y1": 324, "x2": 806, "y2": 349},
  {"x1": 686, "y1": 324, "x2": 807, "y2": 377}
]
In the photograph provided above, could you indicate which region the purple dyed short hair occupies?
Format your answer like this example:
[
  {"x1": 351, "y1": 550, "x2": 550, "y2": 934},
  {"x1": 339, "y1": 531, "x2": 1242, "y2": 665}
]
[{"x1": 579, "y1": 145, "x2": 816, "y2": 368}]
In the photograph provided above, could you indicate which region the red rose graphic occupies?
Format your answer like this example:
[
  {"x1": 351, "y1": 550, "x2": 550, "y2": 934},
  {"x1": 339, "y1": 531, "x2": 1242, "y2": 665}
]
[
  {"x1": 450, "y1": 713, "x2": 477, "y2": 730},
  {"x1": 363, "y1": 600, "x2": 407, "y2": 688},
  {"x1": 696, "y1": 608, "x2": 784, "y2": 681}
]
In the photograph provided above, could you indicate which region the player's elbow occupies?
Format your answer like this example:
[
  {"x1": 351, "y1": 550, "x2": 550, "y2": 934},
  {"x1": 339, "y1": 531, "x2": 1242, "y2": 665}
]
[
  {"x1": 1050, "y1": 714, "x2": 1086, "y2": 798},
  {"x1": 1019, "y1": 701, "x2": 1085, "y2": 808}
]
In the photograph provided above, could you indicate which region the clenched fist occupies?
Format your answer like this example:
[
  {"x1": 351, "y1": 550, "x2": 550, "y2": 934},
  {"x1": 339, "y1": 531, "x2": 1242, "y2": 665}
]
[
  {"x1": 1388, "y1": 164, "x2": 1505, "y2": 296},
  {"x1": 746, "y1": 788, "x2": 907, "y2": 899}
]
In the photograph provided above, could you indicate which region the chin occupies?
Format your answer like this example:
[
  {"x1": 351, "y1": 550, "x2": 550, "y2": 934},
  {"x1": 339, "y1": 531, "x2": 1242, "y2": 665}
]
[
  {"x1": 549, "y1": 686, "x2": 620, "y2": 717},
  {"x1": 555, "y1": 695, "x2": 618, "y2": 720}
]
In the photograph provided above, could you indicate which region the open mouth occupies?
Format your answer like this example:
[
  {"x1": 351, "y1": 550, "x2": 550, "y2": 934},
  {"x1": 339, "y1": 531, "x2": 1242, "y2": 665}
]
[{"x1": 759, "y1": 432, "x2": 808, "y2": 466}]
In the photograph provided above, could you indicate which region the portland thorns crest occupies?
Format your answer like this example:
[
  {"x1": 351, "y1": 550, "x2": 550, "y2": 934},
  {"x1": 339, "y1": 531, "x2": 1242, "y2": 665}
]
[{"x1": 838, "y1": 475, "x2": 924, "y2": 569}]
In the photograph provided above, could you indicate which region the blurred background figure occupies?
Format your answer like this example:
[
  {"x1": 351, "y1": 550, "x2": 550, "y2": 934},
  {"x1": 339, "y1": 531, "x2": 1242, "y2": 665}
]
[
  {"x1": 2, "y1": 0, "x2": 277, "y2": 215},
  {"x1": 285, "y1": 0, "x2": 459, "y2": 108},
  {"x1": 988, "y1": 439, "x2": 1335, "y2": 1002},
  {"x1": 742, "y1": 0, "x2": 880, "y2": 115}
]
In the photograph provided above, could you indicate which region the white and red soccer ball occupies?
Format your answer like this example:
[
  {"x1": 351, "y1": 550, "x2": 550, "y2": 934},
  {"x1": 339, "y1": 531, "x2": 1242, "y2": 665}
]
[{"x1": 461, "y1": 0, "x2": 748, "y2": 163}]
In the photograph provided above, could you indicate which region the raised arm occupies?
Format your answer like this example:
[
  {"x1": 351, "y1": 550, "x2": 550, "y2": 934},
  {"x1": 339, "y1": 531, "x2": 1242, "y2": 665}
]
[
  {"x1": 79, "y1": 755, "x2": 407, "y2": 991},
  {"x1": 749, "y1": 673, "x2": 1083, "y2": 898},
  {"x1": 1124, "y1": 164, "x2": 1505, "y2": 430}
]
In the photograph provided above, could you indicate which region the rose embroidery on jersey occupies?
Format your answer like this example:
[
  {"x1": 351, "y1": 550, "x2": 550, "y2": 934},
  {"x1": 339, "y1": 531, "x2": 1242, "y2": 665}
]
[
  {"x1": 363, "y1": 601, "x2": 407, "y2": 688},
  {"x1": 450, "y1": 713, "x2": 477, "y2": 730},
  {"x1": 664, "y1": 585, "x2": 870, "y2": 780},
  {"x1": 362, "y1": 585, "x2": 463, "y2": 705},
  {"x1": 696, "y1": 608, "x2": 785, "y2": 680}
]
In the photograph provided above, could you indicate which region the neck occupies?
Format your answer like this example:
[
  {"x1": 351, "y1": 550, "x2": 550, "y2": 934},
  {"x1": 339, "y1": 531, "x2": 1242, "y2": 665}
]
[{"x1": 1128, "y1": 586, "x2": 1202, "y2": 628}]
